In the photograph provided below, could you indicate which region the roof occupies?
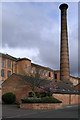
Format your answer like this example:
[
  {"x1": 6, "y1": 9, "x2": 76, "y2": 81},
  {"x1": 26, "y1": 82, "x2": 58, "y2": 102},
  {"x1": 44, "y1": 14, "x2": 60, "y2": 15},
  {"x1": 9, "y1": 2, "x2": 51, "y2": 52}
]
[
  {"x1": 0, "y1": 52, "x2": 31, "y2": 62},
  {"x1": 70, "y1": 76, "x2": 80, "y2": 80},
  {"x1": 4, "y1": 73, "x2": 79, "y2": 94},
  {"x1": 16, "y1": 58, "x2": 31, "y2": 62},
  {"x1": 0, "y1": 52, "x2": 17, "y2": 61},
  {"x1": 31, "y1": 63, "x2": 54, "y2": 72}
]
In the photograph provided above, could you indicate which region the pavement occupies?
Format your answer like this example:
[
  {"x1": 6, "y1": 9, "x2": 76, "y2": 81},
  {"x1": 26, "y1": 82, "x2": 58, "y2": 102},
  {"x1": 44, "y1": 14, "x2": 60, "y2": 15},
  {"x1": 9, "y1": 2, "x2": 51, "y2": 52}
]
[{"x1": 1, "y1": 104, "x2": 80, "y2": 119}]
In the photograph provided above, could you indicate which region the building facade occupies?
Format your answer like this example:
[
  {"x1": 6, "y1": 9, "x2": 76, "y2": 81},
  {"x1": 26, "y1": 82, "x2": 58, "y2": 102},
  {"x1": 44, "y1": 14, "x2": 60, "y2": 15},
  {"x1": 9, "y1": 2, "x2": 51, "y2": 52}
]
[
  {"x1": 0, "y1": 53, "x2": 60, "y2": 84},
  {"x1": 0, "y1": 52, "x2": 79, "y2": 87}
]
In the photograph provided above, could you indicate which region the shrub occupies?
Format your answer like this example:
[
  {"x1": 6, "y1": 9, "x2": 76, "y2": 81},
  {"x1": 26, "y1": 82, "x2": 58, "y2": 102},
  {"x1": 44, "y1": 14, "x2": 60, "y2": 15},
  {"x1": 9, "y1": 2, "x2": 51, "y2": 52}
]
[
  {"x1": 41, "y1": 96, "x2": 62, "y2": 103},
  {"x1": 2, "y1": 92, "x2": 16, "y2": 104},
  {"x1": 21, "y1": 96, "x2": 62, "y2": 103},
  {"x1": 21, "y1": 97, "x2": 41, "y2": 103}
]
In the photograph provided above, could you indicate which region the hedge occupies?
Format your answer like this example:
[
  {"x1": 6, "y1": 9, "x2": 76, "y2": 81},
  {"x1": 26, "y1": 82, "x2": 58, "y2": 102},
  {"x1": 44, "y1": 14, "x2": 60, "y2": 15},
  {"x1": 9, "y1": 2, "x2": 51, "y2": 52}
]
[{"x1": 21, "y1": 96, "x2": 62, "y2": 103}]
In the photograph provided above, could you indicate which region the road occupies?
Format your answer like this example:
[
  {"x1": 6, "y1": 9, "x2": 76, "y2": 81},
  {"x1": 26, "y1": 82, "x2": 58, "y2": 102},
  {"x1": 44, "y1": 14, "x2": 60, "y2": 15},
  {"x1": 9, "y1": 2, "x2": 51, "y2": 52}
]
[{"x1": 1, "y1": 104, "x2": 80, "y2": 119}]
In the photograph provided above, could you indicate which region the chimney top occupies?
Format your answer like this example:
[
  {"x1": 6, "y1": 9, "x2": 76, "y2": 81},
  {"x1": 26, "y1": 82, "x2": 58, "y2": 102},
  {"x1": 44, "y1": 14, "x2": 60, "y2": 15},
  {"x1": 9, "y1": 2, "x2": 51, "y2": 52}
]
[{"x1": 59, "y1": 3, "x2": 68, "y2": 10}]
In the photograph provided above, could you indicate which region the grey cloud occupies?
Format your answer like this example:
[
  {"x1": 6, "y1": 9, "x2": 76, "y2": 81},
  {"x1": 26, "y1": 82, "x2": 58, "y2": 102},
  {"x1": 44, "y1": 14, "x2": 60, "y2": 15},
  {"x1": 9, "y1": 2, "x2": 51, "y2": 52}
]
[{"x1": 2, "y1": 2, "x2": 78, "y2": 77}]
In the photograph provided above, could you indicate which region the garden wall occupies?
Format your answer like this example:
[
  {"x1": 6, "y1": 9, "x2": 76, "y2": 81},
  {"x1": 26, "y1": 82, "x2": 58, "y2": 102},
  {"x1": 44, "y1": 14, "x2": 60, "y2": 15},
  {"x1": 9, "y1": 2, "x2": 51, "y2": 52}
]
[
  {"x1": 20, "y1": 94, "x2": 80, "y2": 109},
  {"x1": 53, "y1": 93, "x2": 80, "y2": 105},
  {"x1": 0, "y1": 89, "x2": 1, "y2": 103},
  {"x1": 20, "y1": 103, "x2": 63, "y2": 109}
]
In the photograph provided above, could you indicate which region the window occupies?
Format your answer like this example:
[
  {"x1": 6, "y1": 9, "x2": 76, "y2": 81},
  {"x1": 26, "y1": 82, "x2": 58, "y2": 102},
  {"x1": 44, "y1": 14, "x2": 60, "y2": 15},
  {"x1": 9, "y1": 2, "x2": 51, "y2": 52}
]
[
  {"x1": 1, "y1": 60, "x2": 5, "y2": 67},
  {"x1": 52, "y1": 74, "x2": 53, "y2": 78},
  {"x1": 1, "y1": 69, "x2": 5, "y2": 77},
  {"x1": 46, "y1": 72, "x2": 47, "y2": 76},
  {"x1": 54, "y1": 74, "x2": 57, "y2": 79},
  {"x1": 49, "y1": 72, "x2": 51, "y2": 77},
  {"x1": 8, "y1": 61, "x2": 11, "y2": 69},
  {"x1": 7, "y1": 71, "x2": 11, "y2": 77},
  {"x1": 42, "y1": 71, "x2": 44, "y2": 76},
  {"x1": 25, "y1": 64, "x2": 27, "y2": 68},
  {"x1": 39, "y1": 70, "x2": 41, "y2": 75},
  {"x1": 35, "y1": 69, "x2": 37, "y2": 74},
  {"x1": 1, "y1": 80, "x2": 4, "y2": 84},
  {"x1": 31, "y1": 67, "x2": 33, "y2": 74}
]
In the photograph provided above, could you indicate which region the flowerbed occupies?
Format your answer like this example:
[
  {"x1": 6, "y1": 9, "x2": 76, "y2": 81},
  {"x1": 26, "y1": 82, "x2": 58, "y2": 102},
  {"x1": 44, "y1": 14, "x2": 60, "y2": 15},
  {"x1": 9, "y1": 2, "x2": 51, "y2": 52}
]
[{"x1": 21, "y1": 96, "x2": 62, "y2": 103}]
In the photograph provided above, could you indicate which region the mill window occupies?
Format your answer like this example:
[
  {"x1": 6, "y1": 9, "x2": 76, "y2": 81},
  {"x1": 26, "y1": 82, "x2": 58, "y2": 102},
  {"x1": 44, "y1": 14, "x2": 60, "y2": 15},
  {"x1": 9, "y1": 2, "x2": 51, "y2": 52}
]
[
  {"x1": 1, "y1": 60, "x2": 5, "y2": 67},
  {"x1": 25, "y1": 64, "x2": 27, "y2": 68},
  {"x1": 46, "y1": 72, "x2": 47, "y2": 76},
  {"x1": 54, "y1": 74, "x2": 57, "y2": 79},
  {"x1": 7, "y1": 71, "x2": 11, "y2": 78},
  {"x1": 8, "y1": 61, "x2": 11, "y2": 69},
  {"x1": 52, "y1": 74, "x2": 53, "y2": 78},
  {"x1": 42, "y1": 71, "x2": 44, "y2": 76},
  {"x1": 31, "y1": 67, "x2": 33, "y2": 74},
  {"x1": 49, "y1": 72, "x2": 51, "y2": 77},
  {"x1": 39, "y1": 70, "x2": 41, "y2": 75},
  {"x1": 1, "y1": 69, "x2": 5, "y2": 77}
]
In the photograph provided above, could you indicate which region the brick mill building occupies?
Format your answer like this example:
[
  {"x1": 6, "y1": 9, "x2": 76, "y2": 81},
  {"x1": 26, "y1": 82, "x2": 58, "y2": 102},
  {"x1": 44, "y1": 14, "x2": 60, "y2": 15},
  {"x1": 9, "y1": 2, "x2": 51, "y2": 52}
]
[
  {"x1": 0, "y1": 3, "x2": 79, "y2": 89},
  {"x1": 0, "y1": 52, "x2": 60, "y2": 83},
  {"x1": 0, "y1": 52, "x2": 79, "y2": 87}
]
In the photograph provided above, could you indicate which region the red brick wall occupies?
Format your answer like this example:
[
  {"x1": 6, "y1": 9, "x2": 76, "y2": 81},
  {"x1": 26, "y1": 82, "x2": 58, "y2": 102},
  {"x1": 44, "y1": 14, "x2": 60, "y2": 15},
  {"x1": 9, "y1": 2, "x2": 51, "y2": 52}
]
[
  {"x1": 53, "y1": 94, "x2": 80, "y2": 105},
  {"x1": 54, "y1": 71, "x2": 60, "y2": 82},
  {"x1": 2, "y1": 74, "x2": 32, "y2": 103},
  {"x1": 0, "y1": 57, "x2": 16, "y2": 83},
  {"x1": 16, "y1": 60, "x2": 31, "y2": 76},
  {"x1": 20, "y1": 103, "x2": 63, "y2": 109},
  {"x1": 0, "y1": 89, "x2": 1, "y2": 102},
  {"x1": 20, "y1": 93, "x2": 80, "y2": 109},
  {"x1": 70, "y1": 77, "x2": 79, "y2": 86},
  {"x1": 2, "y1": 74, "x2": 44, "y2": 103},
  {"x1": 31, "y1": 66, "x2": 54, "y2": 81}
]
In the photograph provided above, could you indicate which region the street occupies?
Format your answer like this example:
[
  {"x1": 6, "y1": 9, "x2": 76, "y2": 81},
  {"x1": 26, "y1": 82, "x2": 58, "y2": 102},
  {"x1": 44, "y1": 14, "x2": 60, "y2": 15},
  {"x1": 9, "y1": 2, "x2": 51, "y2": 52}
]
[{"x1": 1, "y1": 104, "x2": 80, "y2": 119}]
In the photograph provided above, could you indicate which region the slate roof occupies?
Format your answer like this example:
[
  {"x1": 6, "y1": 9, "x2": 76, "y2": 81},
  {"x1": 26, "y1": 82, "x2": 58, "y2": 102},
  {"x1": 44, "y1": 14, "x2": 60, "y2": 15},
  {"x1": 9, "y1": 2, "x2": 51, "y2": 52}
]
[{"x1": 4, "y1": 73, "x2": 79, "y2": 94}]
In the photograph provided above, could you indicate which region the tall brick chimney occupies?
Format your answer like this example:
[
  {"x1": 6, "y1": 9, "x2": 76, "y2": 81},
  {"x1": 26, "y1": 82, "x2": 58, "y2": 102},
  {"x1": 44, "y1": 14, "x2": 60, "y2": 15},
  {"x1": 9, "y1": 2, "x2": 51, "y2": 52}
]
[{"x1": 59, "y1": 3, "x2": 70, "y2": 82}]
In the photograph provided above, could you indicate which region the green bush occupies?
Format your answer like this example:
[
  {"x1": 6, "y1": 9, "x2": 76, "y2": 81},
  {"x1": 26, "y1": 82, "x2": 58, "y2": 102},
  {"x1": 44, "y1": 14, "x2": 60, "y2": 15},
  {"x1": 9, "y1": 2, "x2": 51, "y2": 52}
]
[
  {"x1": 41, "y1": 96, "x2": 62, "y2": 103},
  {"x1": 21, "y1": 96, "x2": 62, "y2": 103},
  {"x1": 21, "y1": 97, "x2": 41, "y2": 103},
  {"x1": 2, "y1": 92, "x2": 16, "y2": 104}
]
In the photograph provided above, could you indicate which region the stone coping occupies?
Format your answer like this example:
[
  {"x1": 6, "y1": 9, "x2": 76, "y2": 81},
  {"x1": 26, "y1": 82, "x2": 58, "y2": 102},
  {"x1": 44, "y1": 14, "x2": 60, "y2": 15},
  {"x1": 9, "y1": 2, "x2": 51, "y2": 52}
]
[
  {"x1": 53, "y1": 92, "x2": 80, "y2": 95},
  {"x1": 20, "y1": 103, "x2": 63, "y2": 109}
]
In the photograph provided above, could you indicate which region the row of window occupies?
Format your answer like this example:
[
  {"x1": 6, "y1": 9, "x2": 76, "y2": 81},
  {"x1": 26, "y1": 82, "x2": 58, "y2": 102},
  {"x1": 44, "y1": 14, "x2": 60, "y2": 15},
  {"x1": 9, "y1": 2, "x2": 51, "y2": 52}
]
[
  {"x1": 1, "y1": 69, "x2": 11, "y2": 78},
  {"x1": 1, "y1": 60, "x2": 11, "y2": 69},
  {"x1": 31, "y1": 67, "x2": 57, "y2": 79},
  {"x1": 25, "y1": 64, "x2": 57, "y2": 79}
]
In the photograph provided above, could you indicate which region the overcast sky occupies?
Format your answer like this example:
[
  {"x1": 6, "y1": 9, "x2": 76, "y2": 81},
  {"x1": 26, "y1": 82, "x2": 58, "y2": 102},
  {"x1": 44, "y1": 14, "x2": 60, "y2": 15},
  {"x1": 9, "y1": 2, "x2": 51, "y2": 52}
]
[{"x1": 0, "y1": 2, "x2": 78, "y2": 77}]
